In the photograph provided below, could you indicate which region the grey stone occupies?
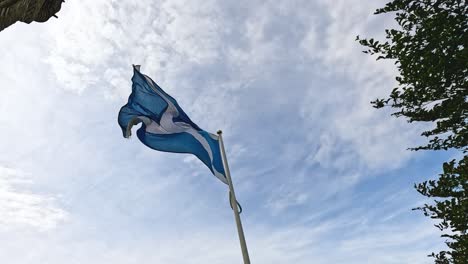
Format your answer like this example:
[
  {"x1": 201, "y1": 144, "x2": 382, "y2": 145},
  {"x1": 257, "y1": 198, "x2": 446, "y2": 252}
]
[{"x1": 0, "y1": 0, "x2": 64, "y2": 32}]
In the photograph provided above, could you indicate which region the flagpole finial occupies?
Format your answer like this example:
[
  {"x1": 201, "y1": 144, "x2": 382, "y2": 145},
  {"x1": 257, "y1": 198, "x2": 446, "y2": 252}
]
[{"x1": 217, "y1": 130, "x2": 222, "y2": 135}]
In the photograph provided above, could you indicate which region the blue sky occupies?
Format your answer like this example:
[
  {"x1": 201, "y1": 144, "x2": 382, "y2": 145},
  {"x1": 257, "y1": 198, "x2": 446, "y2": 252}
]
[{"x1": 0, "y1": 0, "x2": 454, "y2": 263}]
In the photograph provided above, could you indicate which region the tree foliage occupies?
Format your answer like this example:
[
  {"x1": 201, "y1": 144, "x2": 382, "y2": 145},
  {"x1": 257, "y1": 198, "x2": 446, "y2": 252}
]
[
  {"x1": 356, "y1": 0, "x2": 467, "y2": 263},
  {"x1": 356, "y1": 0, "x2": 467, "y2": 152},
  {"x1": 414, "y1": 157, "x2": 468, "y2": 263}
]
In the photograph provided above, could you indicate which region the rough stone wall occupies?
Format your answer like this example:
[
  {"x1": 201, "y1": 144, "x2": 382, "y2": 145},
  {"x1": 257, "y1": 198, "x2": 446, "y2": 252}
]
[{"x1": 0, "y1": 0, "x2": 63, "y2": 31}]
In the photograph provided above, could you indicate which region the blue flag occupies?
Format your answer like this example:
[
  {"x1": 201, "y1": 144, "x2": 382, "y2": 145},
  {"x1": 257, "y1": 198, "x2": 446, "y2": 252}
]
[{"x1": 118, "y1": 65, "x2": 227, "y2": 184}]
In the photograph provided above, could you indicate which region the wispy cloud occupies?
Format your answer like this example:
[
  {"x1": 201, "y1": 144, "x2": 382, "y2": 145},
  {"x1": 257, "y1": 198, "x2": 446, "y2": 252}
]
[{"x1": 0, "y1": 166, "x2": 67, "y2": 231}]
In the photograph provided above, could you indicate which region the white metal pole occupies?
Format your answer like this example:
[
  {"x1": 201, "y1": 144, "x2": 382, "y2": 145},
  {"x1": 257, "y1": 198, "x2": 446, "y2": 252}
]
[{"x1": 217, "y1": 130, "x2": 251, "y2": 264}]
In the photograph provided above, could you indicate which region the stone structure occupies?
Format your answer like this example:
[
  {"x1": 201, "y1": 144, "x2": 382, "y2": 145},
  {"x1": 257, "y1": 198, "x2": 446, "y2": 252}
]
[{"x1": 0, "y1": 0, "x2": 64, "y2": 31}]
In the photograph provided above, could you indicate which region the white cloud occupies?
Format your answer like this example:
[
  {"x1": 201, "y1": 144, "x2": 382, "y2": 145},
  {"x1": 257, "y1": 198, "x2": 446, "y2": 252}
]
[
  {"x1": 45, "y1": 0, "x2": 226, "y2": 94},
  {"x1": 296, "y1": 0, "x2": 427, "y2": 172},
  {"x1": 0, "y1": 166, "x2": 68, "y2": 231},
  {"x1": 266, "y1": 187, "x2": 309, "y2": 214},
  {"x1": 0, "y1": 200, "x2": 442, "y2": 264}
]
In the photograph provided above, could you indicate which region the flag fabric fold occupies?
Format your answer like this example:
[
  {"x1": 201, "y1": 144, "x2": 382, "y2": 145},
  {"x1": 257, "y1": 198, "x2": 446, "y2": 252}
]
[{"x1": 118, "y1": 65, "x2": 227, "y2": 184}]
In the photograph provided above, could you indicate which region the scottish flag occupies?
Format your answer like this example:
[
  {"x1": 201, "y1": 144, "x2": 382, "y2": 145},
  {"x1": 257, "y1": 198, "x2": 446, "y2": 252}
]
[{"x1": 118, "y1": 65, "x2": 227, "y2": 184}]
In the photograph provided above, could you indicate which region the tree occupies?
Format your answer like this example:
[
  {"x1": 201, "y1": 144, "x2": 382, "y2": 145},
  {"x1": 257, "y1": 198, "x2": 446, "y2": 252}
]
[
  {"x1": 356, "y1": 0, "x2": 467, "y2": 263},
  {"x1": 414, "y1": 157, "x2": 467, "y2": 263}
]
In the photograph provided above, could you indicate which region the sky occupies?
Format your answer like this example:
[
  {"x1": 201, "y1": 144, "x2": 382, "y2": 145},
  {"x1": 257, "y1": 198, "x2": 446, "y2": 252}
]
[{"x1": 0, "y1": 1, "x2": 455, "y2": 263}]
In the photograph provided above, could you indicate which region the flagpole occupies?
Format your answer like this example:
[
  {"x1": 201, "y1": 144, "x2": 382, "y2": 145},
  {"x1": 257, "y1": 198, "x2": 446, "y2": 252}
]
[{"x1": 217, "y1": 130, "x2": 251, "y2": 264}]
